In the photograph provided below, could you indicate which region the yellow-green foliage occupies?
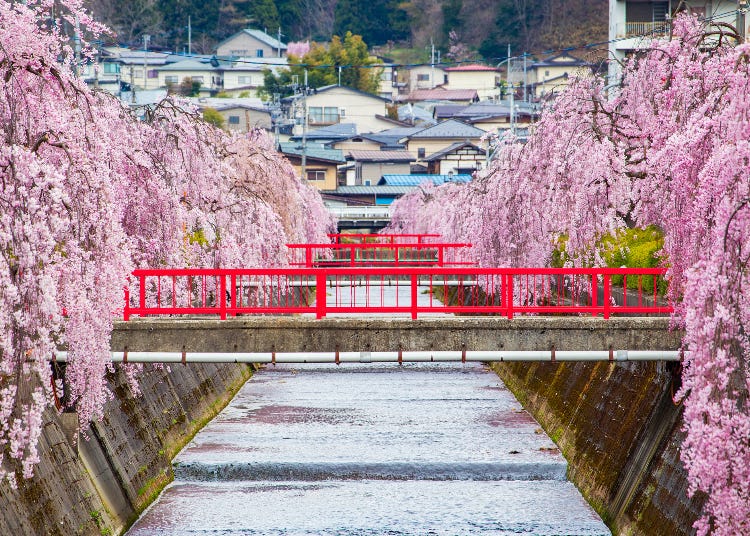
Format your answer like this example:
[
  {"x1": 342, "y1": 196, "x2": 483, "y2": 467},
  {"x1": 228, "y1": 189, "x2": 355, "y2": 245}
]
[
  {"x1": 201, "y1": 107, "x2": 225, "y2": 129},
  {"x1": 600, "y1": 226, "x2": 666, "y2": 293},
  {"x1": 552, "y1": 227, "x2": 667, "y2": 293}
]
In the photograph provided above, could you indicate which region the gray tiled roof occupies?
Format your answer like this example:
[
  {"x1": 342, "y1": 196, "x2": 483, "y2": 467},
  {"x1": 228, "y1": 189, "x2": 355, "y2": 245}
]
[
  {"x1": 407, "y1": 119, "x2": 486, "y2": 140},
  {"x1": 278, "y1": 143, "x2": 346, "y2": 163}
]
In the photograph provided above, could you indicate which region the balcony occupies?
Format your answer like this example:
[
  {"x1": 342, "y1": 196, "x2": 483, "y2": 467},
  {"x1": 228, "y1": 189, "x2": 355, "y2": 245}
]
[{"x1": 618, "y1": 20, "x2": 671, "y2": 38}]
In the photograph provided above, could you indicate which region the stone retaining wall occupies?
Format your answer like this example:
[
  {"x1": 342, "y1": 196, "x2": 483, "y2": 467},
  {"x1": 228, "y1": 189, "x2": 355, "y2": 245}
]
[
  {"x1": 0, "y1": 362, "x2": 252, "y2": 536},
  {"x1": 490, "y1": 360, "x2": 704, "y2": 535}
]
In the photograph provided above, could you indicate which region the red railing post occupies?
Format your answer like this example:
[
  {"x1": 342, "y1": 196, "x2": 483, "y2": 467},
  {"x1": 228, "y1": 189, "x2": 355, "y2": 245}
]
[
  {"x1": 437, "y1": 246, "x2": 444, "y2": 267},
  {"x1": 506, "y1": 272, "x2": 514, "y2": 319},
  {"x1": 603, "y1": 274, "x2": 611, "y2": 319},
  {"x1": 316, "y1": 272, "x2": 327, "y2": 319},
  {"x1": 219, "y1": 273, "x2": 227, "y2": 320},
  {"x1": 139, "y1": 274, "x2": 146, "y2": 313},
  {"x1": 305, "y1": 247, "x2": 312, "y2": 268},
  {"x1": 591, "y1": 275, "x2": 598, "y2": 317},
  {"x1": 230, "y1": 274, "x2": 236, "y2": 316},
  {"x1": 350, "y1": 246, "x2": 355, "y2": 267},
  {"x1": 411, "y1": 274, "x2": 418, "y2": 319},
  {"x1": 123, "y1": 285, "x2": 130, "y2": 321}
]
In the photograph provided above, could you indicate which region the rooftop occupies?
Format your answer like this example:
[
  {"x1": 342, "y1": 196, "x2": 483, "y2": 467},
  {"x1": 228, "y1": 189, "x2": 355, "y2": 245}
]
[
  {"x1": 346, "y1": 150, "x2": 414, "y2": 162},
  {"x1": 406, "y1": 119, "x2": 486, "y2": 140}
]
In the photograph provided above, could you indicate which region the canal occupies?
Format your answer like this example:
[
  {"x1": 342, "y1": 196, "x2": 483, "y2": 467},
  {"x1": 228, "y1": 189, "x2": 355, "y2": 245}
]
[{"x1": 127, "y1": 361, "x2": 610, "y2": 535}]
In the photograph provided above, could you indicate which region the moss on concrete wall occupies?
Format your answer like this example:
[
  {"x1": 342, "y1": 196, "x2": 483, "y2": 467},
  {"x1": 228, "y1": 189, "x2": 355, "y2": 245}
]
[
  {"x1": 0, "y1": 362, "x2": 253, "y2": 536},
  {"x1": 489, "y1": 360, "x2": 704, "y2": 535}
]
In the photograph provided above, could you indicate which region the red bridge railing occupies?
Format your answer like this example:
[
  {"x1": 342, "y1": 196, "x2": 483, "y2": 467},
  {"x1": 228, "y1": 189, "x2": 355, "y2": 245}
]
[
  {"x1": 328, "y1": 233, "x2": 442, "y2": 244},
  {"x1": 286, "y1": 242, "x2": 474, "y2": 267},
  {"x1": 123, "y1": 267, "x2": 671, "y2": 321}
]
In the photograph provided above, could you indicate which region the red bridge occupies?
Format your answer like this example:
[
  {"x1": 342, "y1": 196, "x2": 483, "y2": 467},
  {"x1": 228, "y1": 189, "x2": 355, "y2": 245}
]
[{"x1": 123, "y1": 233, "x2": 671, "y2": 321}]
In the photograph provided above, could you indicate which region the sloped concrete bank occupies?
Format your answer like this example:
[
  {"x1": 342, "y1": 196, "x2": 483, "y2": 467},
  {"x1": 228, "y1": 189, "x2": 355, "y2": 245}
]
[
  {"x1": 0, "y1": 362, "x2": 253, "y2": 536},
  {"x1": 489, "y1": 360, "x2": 705, "y2": 535}
]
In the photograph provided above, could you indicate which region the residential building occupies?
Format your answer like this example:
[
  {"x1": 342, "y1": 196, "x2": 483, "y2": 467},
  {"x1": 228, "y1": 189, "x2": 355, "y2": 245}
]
[
  {"x1": 422, "y1": 142, "x2": 485, "y2": 175},
  {"x1": 278, "y1": 143, "x2": 345, "y2": 190},
  {"x1": 216, "y1": 29, "x2": 287, "y2": 59},
  {"x1": 113, "y1": 49, "x2": 175, "y2": 91},
  {"x1": 528, "y1": 53, "x2": 592, "y2": 100},
  {"x1": 438, "y1": 101, "x2": 537, "y2": 133},
  {"x1": 282, "y1": 85, "x2": 393, "y2": 134},
  {"x1": 402, "y1": 87, "x2": 479, "y2": 105},
  {"x1": 158, "y1": 58, "x2": 221, "y2": 94},
  {"x1": 402, "y1": 119, "x2": 487, "y2": 161},
  {"x1": 443, "y1": 64, "x2": 500, "y2": 100},
  {"x1": 220, "y1": 57, "x2": 288, "y2": 96},
  {"x1": 191, "y1": 98, "x2": 272, "y2": 132},
  {"x1": 342, "y1": 150, "x2": 414, "y2": 186},
  {"x1": 400, "y1": 65, "x2": 447, "y2": 95},
  {"x1": 608, "y1": 1, "x2": 741, "y2": 84}
]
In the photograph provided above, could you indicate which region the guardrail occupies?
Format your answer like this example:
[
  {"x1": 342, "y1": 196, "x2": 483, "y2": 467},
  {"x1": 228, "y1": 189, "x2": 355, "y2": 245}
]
[
  {"x1": 286, "y1": 242, "x2": 474, "y2": 267},
  {"x1": 328, "y1": 233, "x2": 442, "y2": 244},
  {"x1": 123, "y1": 267, "x2": 671, "y2": 321},
  {"x1": 328, "y1": 206, "x2": 391, "y2": 219}
]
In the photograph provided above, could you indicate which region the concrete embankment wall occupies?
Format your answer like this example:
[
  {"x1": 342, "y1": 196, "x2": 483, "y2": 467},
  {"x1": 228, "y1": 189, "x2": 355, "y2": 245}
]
[
  {"x1": 0, "y1": 362, "x2": 252, "y2": 536},
  {"x1": 490, "y1": 360, "x2": 704, "y2": 535}
]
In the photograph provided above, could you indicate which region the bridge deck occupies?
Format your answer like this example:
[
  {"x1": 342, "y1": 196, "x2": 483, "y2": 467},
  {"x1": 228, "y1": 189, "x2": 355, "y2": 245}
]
[{"x1": 110, "y1": 316, "x2": 681, "y2": 354}]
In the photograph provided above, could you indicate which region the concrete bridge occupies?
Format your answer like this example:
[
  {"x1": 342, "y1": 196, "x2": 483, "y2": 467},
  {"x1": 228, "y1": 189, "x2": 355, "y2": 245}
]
[
  {"x1": 109, "y1": 316, "x2": 682, "y2": 360},
  {"x1": 106, "y1": 236, "x2": 679, "y2": 363}
]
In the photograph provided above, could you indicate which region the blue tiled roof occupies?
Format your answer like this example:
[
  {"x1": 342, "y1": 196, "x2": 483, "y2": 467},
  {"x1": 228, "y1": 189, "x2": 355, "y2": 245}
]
[{"x1": 379, "y1": 174, "x2": 472, "y2": 186}]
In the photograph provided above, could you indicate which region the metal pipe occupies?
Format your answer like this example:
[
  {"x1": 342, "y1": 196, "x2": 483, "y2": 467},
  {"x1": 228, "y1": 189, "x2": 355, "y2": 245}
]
[{"x1": 51, "y1": 350, "x2": 684, "y2": 363}]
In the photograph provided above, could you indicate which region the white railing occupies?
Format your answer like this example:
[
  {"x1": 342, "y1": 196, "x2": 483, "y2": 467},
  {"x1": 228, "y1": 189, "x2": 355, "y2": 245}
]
[
  {"x1": 618, "y1": 21, "x2": 671, "y2": 39},
  {"x1": 328, "y1": 206, "x2": 392, "y2": 220}
]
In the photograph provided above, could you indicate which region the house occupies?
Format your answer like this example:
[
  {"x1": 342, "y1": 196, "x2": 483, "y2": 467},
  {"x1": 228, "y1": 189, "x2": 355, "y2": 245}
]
[
  {"x1": 441, "y1": 101, "x2": 538, "y2": 133},
  {"x1": 282, "y1": 85, "x2": 393, "y2": 134},
  {"x1": 422, "y1": 142, "x2": 485, "y2": 175},
  {"x1": 191, "y1": 98, "x2": 272, "y2": 132},
  {"x1": 378, "y1": 174, "x2": 472, "y2": 187},
  {"x1": 607, "y1": 1, "x2": 740, "y2": 85},
  {"x1": 443, "y1": 64, "x2": 500, "y2": 100},
  {"x1": 342, "y1": 150, "x2": 414, "y2": 186},
  {"x1": 402, "y1": 87, "x2": 479, "y2": 105},
  {"x1": 528, "y1": 54, "x2": 592, "y2": 100},
  {"x1": 158, "y1": 58, "x2": 221, "y2": 94},
  {"x1": 278, "y1": 143, "x2": 345, "y2": 190},
  {"x1": 113, "y1": 49, "x2": 176, "y2": 91},
  {"x1": 328, "y1": 127, "x2": 422, "y2": 151},
  {"x1": 290, "y1": 123, "x2": 358, "y2": 145},
  {"x1": 216, "y1": 29, "x2": 287, "y2": 59},
  {"x1": 220, "y1": 57, "x2": 288, "y2": 96},
  {"x1": 402, "y1": 119, "x2": 487, "y2": 161},
  {"x1": 399, "y1": 65, "x2": 447, "y2": 95}
]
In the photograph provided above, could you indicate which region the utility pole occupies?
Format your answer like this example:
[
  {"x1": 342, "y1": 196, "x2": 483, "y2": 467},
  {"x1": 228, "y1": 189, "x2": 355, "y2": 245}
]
[
  {"x1": 507, "y1": 44, "x2": 514, "y2": 136},
  {"x1": 431, "y1": 40, "x2": 436, "y2": 88},
  {"x1": 73, "y1": 15, "x2": 81, "y2": 76},
  {"x1": 143, "y1": 35, "x2": 151, "y2": 91},
  {"x1": 277, "y1": 27, "x2": 283, "y2": 57},
  {"x1": 301, "y1": 70, "x2": 308, "y2": 180},
  {"x1": 188, "y1": 16, "x2": 192, "y2": 55},
  {"x1": 739, "y1": 0, "x2": 748, "y2": 42}
]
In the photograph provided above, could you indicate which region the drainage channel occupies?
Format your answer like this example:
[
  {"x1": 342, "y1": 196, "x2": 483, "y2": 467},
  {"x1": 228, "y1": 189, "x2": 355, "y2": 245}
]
[{"x1": 126, "y1": 362, "x2": 610, "y2": 535}]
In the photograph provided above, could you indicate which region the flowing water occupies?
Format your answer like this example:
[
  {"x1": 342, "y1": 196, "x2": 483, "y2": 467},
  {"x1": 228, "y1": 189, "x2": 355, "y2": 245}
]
[{"x1": 127, "y1": 284, "x2": 610, "y2": 535}]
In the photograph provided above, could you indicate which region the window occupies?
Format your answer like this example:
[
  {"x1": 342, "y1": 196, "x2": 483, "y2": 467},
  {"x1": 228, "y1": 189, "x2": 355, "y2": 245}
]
[
  {"x1": 417, "y1": 148, "x2": 426, "y2": 159},
  {"x1": 417, "y1": 74, "x2": 430, "y2": 81},
  {"x1": 339, "y1": 108, "x2": 346, "y2": 118},
  {"x1": 148, "y1": 69, "x2": 158, "y2": 79},
  {"x1": 381, "y1": 71, "x2": 392, "y2": 81},
  {"x1": 165, "y1": 75, "x2": 178, "y2": 84},
  {"x1": 230, "y1": 49, "x2": 247, "y2": 56},
  {"x1": 228, "y1": 116, "x2": 240, "y2": 125},
  {"x1": 103, "y1": 63, "x2": 120, "y2": 74},
  {"x1": 133, "y1": 69, "x2": 143, "y2": 79},
  {"x1": 307, "y1": 170, "x2": 326, "y2": 181},
  {"x1": 544, "y1": 70, "x2": 550, "y2": 77},
  {"x1": 238, "y1": 76, "x2": 252, "y2": 84},
  {"x1": 192, "y1": 76, "x2": 204, "y2": 83},
  {"x1": 256, "y1": 49, "x2": 264, "y2": 58},
  {"x1": 308, "y1": 106, "x2": 340, "y2": 124}
]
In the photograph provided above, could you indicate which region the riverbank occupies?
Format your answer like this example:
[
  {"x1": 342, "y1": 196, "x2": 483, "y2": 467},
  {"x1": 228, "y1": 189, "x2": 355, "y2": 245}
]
[
  {"x1": 490, "y1": 360, "x2": 704, "y2": 535},
  {"x1": 0, "y1": 363, "x2": 253, "y2": 536}
]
